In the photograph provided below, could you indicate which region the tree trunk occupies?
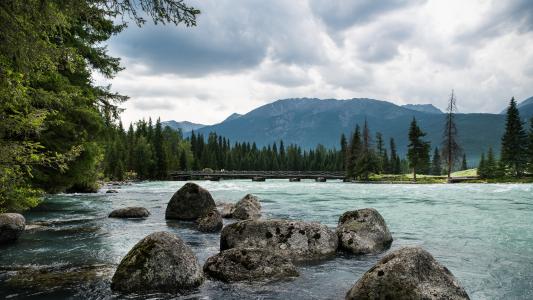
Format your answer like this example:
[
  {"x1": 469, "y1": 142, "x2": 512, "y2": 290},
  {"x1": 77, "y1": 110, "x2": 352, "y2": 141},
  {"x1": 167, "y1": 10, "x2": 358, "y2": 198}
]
[{"x1": 413, "y1": 168, "x2": 417, "y2": 182}]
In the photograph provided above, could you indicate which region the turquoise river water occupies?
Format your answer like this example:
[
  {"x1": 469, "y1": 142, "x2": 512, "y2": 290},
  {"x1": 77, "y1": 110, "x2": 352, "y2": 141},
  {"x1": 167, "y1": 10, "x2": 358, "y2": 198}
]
[{"x1": 0, "y1": 180, "x2": 532, "y2": 299}]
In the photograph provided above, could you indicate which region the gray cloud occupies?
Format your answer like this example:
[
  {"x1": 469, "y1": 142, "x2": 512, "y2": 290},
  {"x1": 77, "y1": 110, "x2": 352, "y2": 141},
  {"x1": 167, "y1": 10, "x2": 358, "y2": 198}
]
[
  {"x1": 308, "y1": 0, "x2": 425, "y2": 30},
  {"x1": 101, "y1": 0, "x2": 533, "y2": 125},
  {"x1": 110, "y1": 0, "x2": 327, "y2": 77},
  {"x1": 458, "y1": 1, "x2": 533, "y2": 44}
]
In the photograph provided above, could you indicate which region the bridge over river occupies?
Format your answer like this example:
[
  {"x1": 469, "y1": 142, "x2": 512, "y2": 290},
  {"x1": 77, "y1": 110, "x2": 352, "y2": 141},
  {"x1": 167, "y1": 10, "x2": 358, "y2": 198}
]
[{"x1": 169, "y1": 170, "x2": 346, "y2": 181}]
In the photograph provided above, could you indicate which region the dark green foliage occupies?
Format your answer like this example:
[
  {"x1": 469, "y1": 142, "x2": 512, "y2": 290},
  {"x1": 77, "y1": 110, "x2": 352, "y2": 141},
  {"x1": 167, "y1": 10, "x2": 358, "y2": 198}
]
[
  {"x1": 478, "y1": 153, "x2": 487, "y2": 178},
  {"x1": 461, "y1": 154, "x2": 468, "y2": 171},
  {"x1": 186, "y1": 132, "x2": 342, "y2": 172},
  {"x1": 103, "y1": 119, "x2": 192, "y2": 180},
  {"x1": 527, "y1": 118, "x2": 533, "y2": 174},
  {"x1": 479, "y1": 148, "x2": 498, "y2": 179},
  {"x1": 407, "y1": 118, "x2": 431, "y2": 181},
  {"x1": 0, "y1": 0, "x2": 199, "y2": 211},
  {"x1": 500, "y1": 97, "x2": 528, "y2": 177},
  {"x1": 431, "y1": 147, "x2": 442, "y2": 175},
  {"x1": 389, "y1": 138, "x2": 401, "y2": 174}
]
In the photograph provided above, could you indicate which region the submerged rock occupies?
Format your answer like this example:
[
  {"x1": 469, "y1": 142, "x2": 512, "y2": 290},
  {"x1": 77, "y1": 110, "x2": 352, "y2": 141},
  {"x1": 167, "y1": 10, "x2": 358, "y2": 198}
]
[
  {"x1": 232, "y1": 194, "x2": 261, "y2": 220},
  {"x1": 4, "y1": 264, "x2": 113, "y2": 291},
  {"x1": 203, "y1": 248, "x2": 299, "y2": 282},
  {"x1": 165, "y1": 183, "x2": 216, "y2": 220},
  {"x1": 106, "y1": 189, "x2": 119, "y2": 194},
  {"x1": 220, "y1": 219, "x2": 338, "y2": 261},
  {"x1": 346, "y1": 246, "x2": 470, "y2": 300},
  {"x1": 197, "y1": 209, "x2": 223, "y2": 232},
  {"x1": 336, "y1": 208, "x2": 392, "y2": 254},
  {"x1": 108, "y1": 207, "x2": 150, "y2": 218},
  {"x1": 216, "y1": 202, "x2": 235, "y2": 218},
  {"x1": 111, "y1": 231, "x2": 204, "y2": 293},
  {"x1": 0, "y1": 213, "x2": 25, "y2": 244}
]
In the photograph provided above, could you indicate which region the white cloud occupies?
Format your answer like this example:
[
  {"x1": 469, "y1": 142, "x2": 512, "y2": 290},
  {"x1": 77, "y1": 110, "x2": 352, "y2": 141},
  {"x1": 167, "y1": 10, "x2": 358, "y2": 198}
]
[{"x1": 97, "y1": 0, "x2": 533, "y2": 125}]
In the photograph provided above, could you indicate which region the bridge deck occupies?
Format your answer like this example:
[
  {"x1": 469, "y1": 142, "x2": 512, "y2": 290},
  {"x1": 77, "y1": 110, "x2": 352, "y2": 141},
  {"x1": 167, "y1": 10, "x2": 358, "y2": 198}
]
[{"x1": 169, "y1": 170, "x2": 346, "y2": 180}]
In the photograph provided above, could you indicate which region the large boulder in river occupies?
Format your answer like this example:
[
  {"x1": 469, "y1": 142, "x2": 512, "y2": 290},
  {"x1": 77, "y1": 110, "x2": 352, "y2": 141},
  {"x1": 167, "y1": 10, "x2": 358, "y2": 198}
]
[
  {"x1": 216, "y1": 201, "x2": 235, "y2": 218},
  {"x1": 203, "y1": 248, "x2": 299, "y2": 282},
  {"x1": 220, "y1": 219, "x2": 338, "y2": 261},
  {"x1": 109, "y1": 207, "x2": 150, "y2": 218},
  {"x1": 197, "y1": 209, "x2": 223, "y2": 232},
  {"x1": 232, "y1": 194, "x2": 261, "y2": 220},
  {"x1": 346, "y1": 246, "x2": 470, "y2": 300},
  {"x1": 111, "y1": 231, "x2": 204, "y2": 293},
  {"x1": 165, "y1": 183, "x2": 216, "y2": 220},
  {"x1": 336, "y1": 208, "x2": 392, "y2": 254},
  {"x1": 0, "y1": 213, "x2": 25, "y2": 244}
]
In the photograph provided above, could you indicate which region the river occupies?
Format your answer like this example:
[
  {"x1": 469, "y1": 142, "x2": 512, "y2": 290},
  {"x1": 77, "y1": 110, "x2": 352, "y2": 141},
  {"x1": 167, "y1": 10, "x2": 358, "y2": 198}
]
[{"x1": 1, "y1": 180, "x2": 532, "y2": 299}]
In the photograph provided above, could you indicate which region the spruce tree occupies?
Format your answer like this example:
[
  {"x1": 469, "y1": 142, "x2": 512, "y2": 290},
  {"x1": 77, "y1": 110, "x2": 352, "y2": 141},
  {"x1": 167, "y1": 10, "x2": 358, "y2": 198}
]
[
  {"x1": 407, "y1": 118, "x2": 431, "y2": 181},
  {"x1": 347, "y1": 126, "x2": 362, "y2": 178},
  {"x1": 431, "y1": 147, "x2": 442, "y2": 175},
  {"x1": 461, "y1": 154, "x2": 468, "y2": 170},
  {"x1": 528, "y1": 118, "x2": 533, "y2": 173},
  {"x1": 500, "y1": 97, "x2": 528, "y2": 177},
  {"x1": 355, "y1": 120, "x2": 377, "y2": 180},
  {"x1": 486, "y1": 147, "x2": 497, "y2": 178},
  {"x1": 153, "y1": 118, "x2": 168, "y2": 179},
  {"x1": 478, "y1": 153, "x2": 487, "y2": 178},
  {"x1": 389, "y1": 138, "x2": 401, "y2": 174},
  {"x1": 340, "y1": 134, "x2": 348, "y2": 172}
]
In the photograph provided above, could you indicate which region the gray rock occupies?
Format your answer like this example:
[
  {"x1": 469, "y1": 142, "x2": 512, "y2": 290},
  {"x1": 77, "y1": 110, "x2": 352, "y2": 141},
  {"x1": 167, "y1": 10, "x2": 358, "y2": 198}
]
[
  {"x1": 346, "y1": 246, "x2": 470, "y2": 300},
  {"x1": 336, "y1": 208, "x2": 392, "y2": 254},
  {"x1": 106, "y1": 189, "x2": 119, "y2": 193},
  {"x1": 252, "y1": 176, "x2": 265, "y2": 182},
  {"x1": 0, "y1": 213, "x2": 25, "y2": 244},
  {"x1": 197, "y1": 209, "x2": 223, "y2": 232},
  {"x1": 111, "y1": 231, "x2": 204, "y2": 293},
  {"x1": 216, "y1": 201, "x2": 235, "y2": 218},
  {"x1": 108, "y1": 207, "x2": 150, "y2": 218},
  {"x1": 165, "y1": 183, "x2": 216, "y2": 220},
  {"x1": 220, "y1": 219, "x2": 338, "y2": 261},
  {"x1": 232, "y1": 194, "x2": 261, "y2": 220},
  {"x1": 203, "y1": 248, "x2": 299, "y2": 282}
]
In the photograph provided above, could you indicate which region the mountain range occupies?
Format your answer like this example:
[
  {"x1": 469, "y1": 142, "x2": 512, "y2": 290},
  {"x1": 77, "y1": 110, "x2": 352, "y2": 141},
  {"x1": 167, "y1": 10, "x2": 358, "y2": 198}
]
[{"x1": 163, "y1": 97, "x2": 533, "y2": 164}]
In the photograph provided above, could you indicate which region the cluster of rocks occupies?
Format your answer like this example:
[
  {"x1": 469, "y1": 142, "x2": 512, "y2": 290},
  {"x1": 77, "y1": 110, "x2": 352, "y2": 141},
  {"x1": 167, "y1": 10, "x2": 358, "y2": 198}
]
[{"x1": 2, "y1": 182, "x2": 469, "y2": 299}]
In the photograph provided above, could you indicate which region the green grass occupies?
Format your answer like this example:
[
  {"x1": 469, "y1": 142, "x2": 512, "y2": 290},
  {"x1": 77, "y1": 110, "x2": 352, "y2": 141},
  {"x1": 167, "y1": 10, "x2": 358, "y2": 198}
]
[{"x1": 450, "y1": 168, "x2": 478, "y2": 177}]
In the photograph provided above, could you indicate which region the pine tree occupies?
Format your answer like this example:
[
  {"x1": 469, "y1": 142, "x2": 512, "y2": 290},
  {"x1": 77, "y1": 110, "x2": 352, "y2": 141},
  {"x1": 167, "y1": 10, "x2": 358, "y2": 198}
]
[
  {"x1": 355, "y1": 120, "x2": 377, "y2": 180},
  {"x1": 346, "y1": 126, "x2": 362, "y2": 178},
  {"x1": 442, "y1": 90, "x2": 462, "y2": 180},
  {"x1": 528, "y1": 118, "x2": 533, "y2": 173},
  {"x1": 431, "y1": 147, "x2": 442, "y2": 175},
  {"x1": 461, "y1": 154, "x2": 468, "y2": 170},
  {"x1": 407, "y1": 118, "x2": 431, "y2": 181},
  {"x1": 153, "y1": 118, "x2": 168, "y2": 179},
  {"x1": 375, "y1": 132, "x2": 385, "y2": 173},
  {"x1": 340, "y1": 134, "x2": 348, "y2": 172},
  {"x1": 389, "y1": 138, "x2": 401, "y2": 174},
  {"x1": 501, "y1": 97, "x2": 528, "y2": 177},
  {"x1": 478, "y1": 153, "x2": 487, "y2": 178},
  {"x1": 486, "y1": 147, "x2": 497, "y2": 178}
]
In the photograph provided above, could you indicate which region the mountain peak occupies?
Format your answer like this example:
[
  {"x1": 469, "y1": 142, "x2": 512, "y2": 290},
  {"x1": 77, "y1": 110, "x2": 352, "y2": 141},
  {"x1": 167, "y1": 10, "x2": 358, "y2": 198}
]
[
  {"x1": 402, "y1": 104, "x2": 443, "y2": 114},
  {"x1": 161, "y1": 120, "x2": 205, "y2": 133},
  {"x1": 223, "y1": 113, "x2": 242, "y2": 122}
]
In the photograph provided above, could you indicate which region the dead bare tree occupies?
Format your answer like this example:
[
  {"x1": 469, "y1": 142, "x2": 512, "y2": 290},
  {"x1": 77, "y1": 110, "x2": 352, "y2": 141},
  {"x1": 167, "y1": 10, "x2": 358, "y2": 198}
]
[{"x1": 441, "y1": 90, "x2": 462, "y2": 181}]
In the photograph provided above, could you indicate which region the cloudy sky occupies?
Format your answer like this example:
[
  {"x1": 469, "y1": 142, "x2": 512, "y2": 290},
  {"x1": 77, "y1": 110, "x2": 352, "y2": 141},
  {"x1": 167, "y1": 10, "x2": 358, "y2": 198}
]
[{"x1": 98, "y1": 0, "x2": 533, "y2": 125}]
